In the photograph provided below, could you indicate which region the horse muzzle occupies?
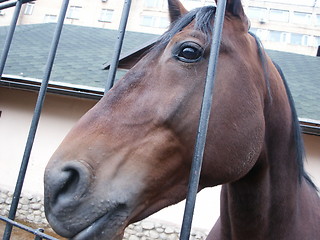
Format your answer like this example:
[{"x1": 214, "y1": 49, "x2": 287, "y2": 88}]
[{"x1": 44, "y1": 160, "x2": 129, "y2": 239}]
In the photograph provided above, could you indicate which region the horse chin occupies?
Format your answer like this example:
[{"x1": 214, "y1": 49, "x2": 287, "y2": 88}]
[
  {"x1": 47, "y1": 203, "x2": 129, "y2": 240},
  {"x1": 70, "y1": 213, "x2": 126, "y2": 240}
]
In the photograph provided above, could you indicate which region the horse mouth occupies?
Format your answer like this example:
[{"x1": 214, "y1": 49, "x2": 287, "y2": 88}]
[{"x1": 68, "y1": 204, "x2": 129, "y2": 240}]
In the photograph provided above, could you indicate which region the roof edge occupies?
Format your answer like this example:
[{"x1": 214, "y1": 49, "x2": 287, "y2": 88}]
[
  {"x1": 1, "y1": 74, "x2": 104, "y2": 100},
  {"x1": 1, "y1": 75, "x2": 319, "y2": 136},
  {"x1": 299, "y1": 118, "x2": 320, "y2": 136}
]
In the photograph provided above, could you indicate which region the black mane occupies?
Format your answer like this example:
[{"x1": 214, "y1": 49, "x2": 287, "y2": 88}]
[
  {"x1": 241, "y1": 32, "x2": 317, "y2": 190},
  {"x1": 272, "y1": 62, "x2": 318, "y2": 190},
  {"x1": 250, "y1": 32, "x2": 317, "y2": 190}
]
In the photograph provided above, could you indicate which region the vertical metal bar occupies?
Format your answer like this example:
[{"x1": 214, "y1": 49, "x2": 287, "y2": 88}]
[
  {"x1": 105, "y1": 0, "x2": 132, "y2": 92},
  {"x1": 179, "y1": 0, "x2": 227, "y2": 239},
  {"x1": 2, "y1": 0, "x2": 70, "y2": 239},
  {"x1": 0, "y1": 0, "x2": 22, "y2": 77}
]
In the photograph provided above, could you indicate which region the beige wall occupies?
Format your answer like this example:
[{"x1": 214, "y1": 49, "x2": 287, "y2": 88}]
[
  {"x1": 0, "y1": 87, "x2": 96, "y2": 194},
  {"x1": 0, "y1": 86, "x2": 319, "y2": 230},
  {"x1": 304, "y1": 134, "x2": 320, "y2": 188}
]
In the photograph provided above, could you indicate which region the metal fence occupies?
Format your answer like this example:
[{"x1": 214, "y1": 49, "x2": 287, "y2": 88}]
[{"x1": 0, "y1": 0, "x2": 227, "y2": 239}]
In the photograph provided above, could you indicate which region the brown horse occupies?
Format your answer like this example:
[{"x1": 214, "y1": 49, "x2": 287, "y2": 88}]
[{"x1": 44, "y1": 0, "x2": 320, "y2": 239}]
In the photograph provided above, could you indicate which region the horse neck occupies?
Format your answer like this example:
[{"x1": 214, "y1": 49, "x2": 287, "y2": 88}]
[{"x1": 219, "y1": 66, "x2": 305, "y2": 239}]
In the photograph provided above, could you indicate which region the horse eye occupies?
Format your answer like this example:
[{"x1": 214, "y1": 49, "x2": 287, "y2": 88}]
[{"x1": 175, "y1": 42, "x2": 204, "y2": 63}]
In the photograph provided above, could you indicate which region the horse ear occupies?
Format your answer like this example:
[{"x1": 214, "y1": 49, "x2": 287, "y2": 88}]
[
  {"x1": 214, "y1": 0, "x2": 244, "y2": 17},
  {"x1": 215, "y1": 0, "x2": 249, "y2": 29},
  {"x1": 168, "y1": 0, "x2": 188, "y2": 23}
]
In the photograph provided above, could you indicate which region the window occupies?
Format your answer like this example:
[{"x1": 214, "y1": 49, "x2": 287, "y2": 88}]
[
  {"x1": 24, "y1": 2, "x2": 35, "y2": 15},
  {"x1": 140, "y1": 15, "x2": 155, "y2": 27},
  {"x1": 67, "y1": 6, "x2": 81, "y2": 19},
  {"x1": 255, "y1": 29, "x2": 268, "y2": 41},
  {"x1": 281, "y1": 32, "x2": 290, "y2": 43},
  {"x1": 204, "y1": 0, "x2": 216, "y2": 6},
  {"x1": 143, "y1": 0, "x2": 162, "y2": 9},
  {"x1": 269, "y1": 31, "x2": 281, "y2": 42},
  {"x1": 44, "y1": 14, "x2": 57, "y2": 23},
  {"x1": 308, "y1": 36, "x2": 320, "y2": 47},
  {"x1": 269, "y1": 30, "x2": 288, "y2": 43},
  {"x1": 140, "y1": 15, "x2": 169, "y2": 28},
  {"x1": 269, "y1": 9, "x2": 289, "y2": 22},
  {"x1": 159, "y1": 17, "x2": 169, "y2": 28},
  {"x1": 99, "y1": 9, "x2": 113, "y2": 22},
  {"x1": 316, "y1": 15, "x2": 320, "y2": 26},
  {"x1": 290, "y1": 33, "x2": 308, "y2": 46},
  {"x1": 246, "y1": 7, "x2": 268, "y2": 21},
  {"x1": 315, "y1": 36, "x2": 320, "y2": 46},
  {"x1": 292, "y1": 12, "x2": 312, "y2": 25}
]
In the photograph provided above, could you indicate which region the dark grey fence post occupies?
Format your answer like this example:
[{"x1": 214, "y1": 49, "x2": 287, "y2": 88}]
[
  {"x1": 1, "y1": 0, "x2": 229, "y2": 238},
  {"x1": 0, "y1": 0, "x2": 23, "y2": 77},
  {"x1": 2, "y1": 0, "x2": 70, "y2": 239},
  {"x1": 105, "y1": 0, "x2": 132, "y2": 91},
  {"x1": 179, "y1": 0, "x2": 227, "y2": 239}
]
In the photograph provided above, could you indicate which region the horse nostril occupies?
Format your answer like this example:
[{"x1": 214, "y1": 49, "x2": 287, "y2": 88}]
[
  {"x1": 57, "y1": 168, "x2": 80, "y2": 201},
  {"x1": 44, "y1": 161, "x2": 92, "y2": 209}
]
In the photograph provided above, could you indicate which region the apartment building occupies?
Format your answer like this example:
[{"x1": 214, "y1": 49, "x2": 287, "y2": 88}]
[
  {"x1": 0, "y1": 0, "x2": 319, "y2": 55},
  {"x1": 245, "y1": 0, "x2": 320, "y2": 55}
]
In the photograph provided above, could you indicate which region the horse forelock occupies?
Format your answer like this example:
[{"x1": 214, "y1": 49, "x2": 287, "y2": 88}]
[{"x1": 156, "y1": 6, "x2": 216, "y2": 50}]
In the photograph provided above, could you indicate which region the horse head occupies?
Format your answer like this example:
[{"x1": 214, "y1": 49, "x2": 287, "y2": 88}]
[{"x1": 44, "y1": 0, "x2": 274, "y2": 239}]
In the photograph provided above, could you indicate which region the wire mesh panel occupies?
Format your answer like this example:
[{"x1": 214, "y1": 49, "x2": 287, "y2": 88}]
[
  {"x1": 0, "y1": 0, "x2": 226, "y2": 239},
  {"x1": 0, "y1": 0, "x2": 70, "y2": 239}
]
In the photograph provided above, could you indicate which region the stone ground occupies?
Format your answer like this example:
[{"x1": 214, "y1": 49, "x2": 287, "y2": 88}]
[
  {"x1": 0, "y1": 220, "x2": 65, "y2": 240},
  {"x1": 1, "y1": 190, "x2": 207, "y2": 239},
  {"x1": 0, "y1": 219, "x2": 208, "y2": 240}
]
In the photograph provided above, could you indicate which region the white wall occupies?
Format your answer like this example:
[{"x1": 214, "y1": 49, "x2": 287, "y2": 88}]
[{"x1": 0, "y1": 87, "x2": 319, "y2": 232}]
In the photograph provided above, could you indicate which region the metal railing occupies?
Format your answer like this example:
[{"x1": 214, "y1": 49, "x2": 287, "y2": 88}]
[
  {"x1": 1, "y1": 0, "x2": 69, "y2": 239},
  {"x1": 0, "y1": 0, "x2": 227, "y2": 239}
]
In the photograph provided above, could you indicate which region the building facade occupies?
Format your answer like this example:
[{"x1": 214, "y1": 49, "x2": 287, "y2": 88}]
[
  {"x1": 1, "y1": 0, "x2": 320, "y2": 55},
  {"x1": 246, "y1": 0, "x2": 320, "y2": 55}
]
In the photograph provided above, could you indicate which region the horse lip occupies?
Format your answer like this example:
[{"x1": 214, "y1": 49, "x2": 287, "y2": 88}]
[{"x1": 70, "y1": 203, "x2": 128, "y2": 240}]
